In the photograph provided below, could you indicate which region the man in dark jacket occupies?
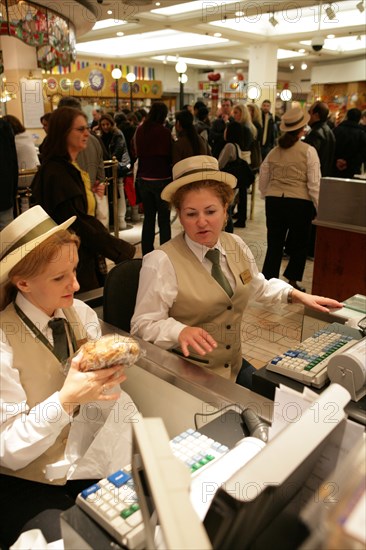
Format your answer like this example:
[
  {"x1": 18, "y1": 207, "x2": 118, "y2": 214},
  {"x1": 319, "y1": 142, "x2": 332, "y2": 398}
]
[
  {"x1": 305, "y1": 101, "x2": 335, "y2": 177},
  {"x1": 260, "y1": 99, "x2": 277, "y2": 160},
  {"x1": 332, "y1": 108, "x2": 366, "y2": 179},
  {"x1": 303, "y1": 101, "x2": 336, "y2": 258},
  {"x1": 209, "y1": 99, "x2": 234, "y2": 158}
]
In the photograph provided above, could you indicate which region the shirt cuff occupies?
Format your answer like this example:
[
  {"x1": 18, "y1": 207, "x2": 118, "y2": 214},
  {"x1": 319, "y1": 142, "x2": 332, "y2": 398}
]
[{"x1": 44, "y1": 392, "x2": 75, "y2": 424}]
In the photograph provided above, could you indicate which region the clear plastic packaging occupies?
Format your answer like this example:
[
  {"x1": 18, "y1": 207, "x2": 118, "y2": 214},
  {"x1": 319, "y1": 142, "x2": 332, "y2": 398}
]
[{"x1": 68, "y1": 334, "x2": 145, "y2": 372}]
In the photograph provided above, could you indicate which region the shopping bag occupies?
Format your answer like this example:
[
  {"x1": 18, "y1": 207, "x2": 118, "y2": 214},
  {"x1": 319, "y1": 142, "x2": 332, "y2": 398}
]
[{"x1": 95, "y1": 194, "x2": 109, "y2": 229}]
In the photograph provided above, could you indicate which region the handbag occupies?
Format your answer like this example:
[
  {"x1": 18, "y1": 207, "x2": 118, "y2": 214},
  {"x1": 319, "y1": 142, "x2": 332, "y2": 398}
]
[
  {"x1": 250, "y1": 139, "x2": 262, "y2": 171},
  {"x1": 223, "y1": 144, "x2": 255, "y2": 189}
]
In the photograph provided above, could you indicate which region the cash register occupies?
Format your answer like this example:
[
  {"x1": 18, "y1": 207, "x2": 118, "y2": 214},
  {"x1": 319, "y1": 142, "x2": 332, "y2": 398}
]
[{"x1": 61, "y1": 384, "x2": 361, "y2": 550}]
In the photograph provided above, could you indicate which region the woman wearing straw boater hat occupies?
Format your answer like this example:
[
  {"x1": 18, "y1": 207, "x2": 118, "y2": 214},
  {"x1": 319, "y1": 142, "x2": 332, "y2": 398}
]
[
  {"x1": 259, "y1": 106, "x2": 320, "y2": 292},
  {"x1": 0, "y1": 206, "x2": 131, "y2": 546},
  {"x1": 131, "y1": 155, "x2": 341, "y2": 386}
]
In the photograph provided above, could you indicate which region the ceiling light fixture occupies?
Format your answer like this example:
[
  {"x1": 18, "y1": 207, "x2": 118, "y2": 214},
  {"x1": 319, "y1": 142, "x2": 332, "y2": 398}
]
[
  {"x1": 301, "y1": 62, "x2": 308, "y2": 70},
  {"x1": 107, "y1": 10, "x2": 112, "y2": 15},
  {"x1": 269, "y1": 12, "x2": 279, "y2": 27},
  {"x1": 298, "y1": 48, "x2": 306, "y2": 53},
  {"x1": 356, "y1": 1, "x2": 365, "y2": 13},
  {"x1": 325, "y1": 3, "x2": 336, "y2": 20},
  {"x1": 327, "y1": 34, "x2": 335, "y2": 38},
  {"x1": 289, "y1": 63, "x2": 295, "y2": 70}
]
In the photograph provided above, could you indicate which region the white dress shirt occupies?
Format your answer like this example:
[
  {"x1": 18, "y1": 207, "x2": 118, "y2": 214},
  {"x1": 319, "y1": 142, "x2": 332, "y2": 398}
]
[
  {"x1": 131, "y1": 233, "x2": 291, "y2": 349},
  {"x1": 0, "y1": 293, "x2": 101, "y2": 471}
]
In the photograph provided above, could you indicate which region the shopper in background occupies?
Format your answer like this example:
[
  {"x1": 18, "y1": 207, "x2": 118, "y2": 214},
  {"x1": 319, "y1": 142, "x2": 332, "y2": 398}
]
[
  {"x1": 332, "y1": 108, "x2": 366, "y2": 179},
  {"x1": 209, "y1": 98, "x2": 234, "y2": 158},
  {"x1": 135, "y1": 101, "x2": 173, "y2": 255},
  {"x1": 3, "y1": 115, "x2": 40, "y2": 213},
  {"x1": 32, "y1": 107, "x2": 135, "y2": 291},
  {"x1": 247, "y1": 103, "x2": 263, "y2": 173},
  {"x1": 360, "y1": 109, "x2": 366, "y2": 132},
  {"x1": 305, "y1": 101, "x2": 335, "y2": 177},
  {"x1": 259, "y1": 107, "x2": 320, "y2": 292},
  {"x1": 90, "y1": 108, "x2": 102, "y2": 131},
  {"x1": 303, "y1": 101, "x2": 336, "y2": 259},
  {"x1": 98, "y1": 113, "x2": 131, "y2": 230},
  {"x1": 57, "y1": 97, "x2": 107, "y2": 227},
  {"x1": 231, "y1": 103, "x2": 255, "y2": 163},
  {"x1": 173, "y1": 109, "x2": 210, "y2": 165},
  {"x1": 3, "y1": 115, "x2": 39, "y2": 174},
  {"x1": 260, "y1": 99, "x2": 277, "y2": 160},
  {"x1": 218, "y1": 121, "x2": 254, "y2": 230},
  {"x1": 194, "y1": 106, "x2": 211, "y2": 145},
  {"x1": 0, "y1": 117, "x2": 18, "y2": 228},
  {"x1": 193, "y1": 100, "x2": 206, "y2": 122},
  {"x1": 115, "y1": 111, "x2": 137, "y2": 167},
  {"x1": 39, "y1": 113, "x2": 52, "y2": 160}
]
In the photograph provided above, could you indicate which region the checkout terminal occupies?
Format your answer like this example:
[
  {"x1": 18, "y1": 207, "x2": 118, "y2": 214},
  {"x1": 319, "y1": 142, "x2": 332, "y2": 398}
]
[{"x1": 60, "y1": 309, "x2": 366, "y2": 550}]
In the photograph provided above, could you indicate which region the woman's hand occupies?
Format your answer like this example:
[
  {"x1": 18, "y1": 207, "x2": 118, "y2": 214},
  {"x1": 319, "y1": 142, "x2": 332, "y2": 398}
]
[
  {"x1": 292, "y1": 290, "x2": 343, "y2": 313},
  {"x1": 178, "y1": 327, "x2": 217, "y2": 357},
  {"x1": 92, "y1": 181, "x2": 105, "y2": 198},
  {"x1": 59, "y1": 353, "x2": 127, "y2": 415}
]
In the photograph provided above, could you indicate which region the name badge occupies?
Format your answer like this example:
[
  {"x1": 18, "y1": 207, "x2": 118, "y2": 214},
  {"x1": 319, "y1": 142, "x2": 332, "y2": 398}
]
[{"x1": 240, "y1": 269, "x2": 252, "y2": 285}]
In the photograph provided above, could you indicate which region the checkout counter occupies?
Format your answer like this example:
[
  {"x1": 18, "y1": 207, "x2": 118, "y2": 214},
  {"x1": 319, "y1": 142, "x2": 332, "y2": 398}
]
[
  {"x1": 61, "y1": 319, "x2": 365, "y2": 550},
  {"x1": 312, "y1": 177, "x2": 366, "y2": 301}
]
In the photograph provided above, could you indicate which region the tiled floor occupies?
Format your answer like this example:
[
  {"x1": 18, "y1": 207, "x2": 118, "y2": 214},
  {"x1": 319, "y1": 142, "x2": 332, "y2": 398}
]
[{"x1": 116, "y1": 179, "x2": 315, "y2": 369}]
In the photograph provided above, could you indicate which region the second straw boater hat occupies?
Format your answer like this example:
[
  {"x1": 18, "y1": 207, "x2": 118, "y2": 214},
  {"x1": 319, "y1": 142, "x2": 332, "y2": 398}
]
[
  {"x1": 161, "y1": 155, "x2": 237, "y2": 203},
  {"x1": 279, "y1": 106, "x2": 310, "y2": 133},
  {"x1": 0, "y1": 206, "x2": 75, "y2": 285}
]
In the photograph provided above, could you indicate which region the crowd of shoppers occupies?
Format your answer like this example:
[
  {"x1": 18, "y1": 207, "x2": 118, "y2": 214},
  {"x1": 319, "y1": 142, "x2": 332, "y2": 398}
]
[{"x1": 2, "y1": 96, "x2": 363, "y2": 292}]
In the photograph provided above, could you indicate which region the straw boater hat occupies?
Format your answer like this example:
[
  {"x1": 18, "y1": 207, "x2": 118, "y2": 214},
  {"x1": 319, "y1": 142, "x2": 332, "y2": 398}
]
[
  {"x1": 0, "y1": 206, "x2": 75, "y2": 285},
  {"x1": 161, "y1": 155, "x2": 237, "y2": 203},
  {"x1": 279, "y1": 106, "x2": 310, "y2": 133}
]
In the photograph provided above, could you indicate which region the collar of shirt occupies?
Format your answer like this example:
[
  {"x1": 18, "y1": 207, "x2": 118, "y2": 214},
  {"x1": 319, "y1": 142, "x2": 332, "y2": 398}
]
[
  {"x1": 183, "y1": 233, "x2": 226, "y2": 263},
  {"x1": 183, "y1": 233, "x2": 236, "y2": 289},
  {"x1": 16, "y1": 292, "x2": 67, "y2": 343}
]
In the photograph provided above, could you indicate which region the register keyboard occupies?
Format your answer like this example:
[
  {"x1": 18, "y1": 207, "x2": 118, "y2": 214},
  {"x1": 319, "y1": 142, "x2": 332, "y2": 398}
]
[
  {"x1": 266, "y1": 328, "x2": 358, "y2": 388},
  {"x1": 76, "y1": 428, "x2": 229, "y2": 549}
]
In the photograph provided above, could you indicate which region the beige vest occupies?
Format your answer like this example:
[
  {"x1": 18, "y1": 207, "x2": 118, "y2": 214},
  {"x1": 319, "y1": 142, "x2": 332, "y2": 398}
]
[
  {"x1": 161, "y1": 233, "x2": 252, "y2": 380},
  {"x1": 263, "y1": 141, "x2": 314, "y2": 203},
  {"x1": 0, "y1": 303, "x2": 85, "y2": 485}
]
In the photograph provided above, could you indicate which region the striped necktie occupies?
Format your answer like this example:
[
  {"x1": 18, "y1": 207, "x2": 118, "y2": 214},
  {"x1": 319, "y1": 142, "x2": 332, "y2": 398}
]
[{"x1": 205, "y1": 248, "x2": 233, "y2": 298}]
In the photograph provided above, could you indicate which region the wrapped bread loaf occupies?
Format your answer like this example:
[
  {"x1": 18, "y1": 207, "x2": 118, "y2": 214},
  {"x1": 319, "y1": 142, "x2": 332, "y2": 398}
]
[{"x1": 77, "y1": 334, "x2": 143, "y2": 371}]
